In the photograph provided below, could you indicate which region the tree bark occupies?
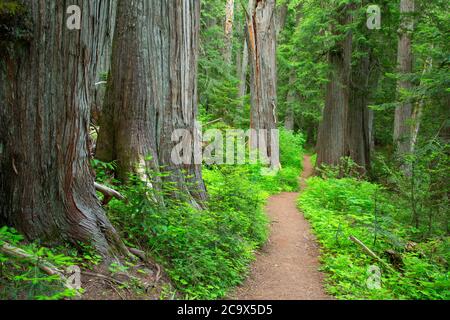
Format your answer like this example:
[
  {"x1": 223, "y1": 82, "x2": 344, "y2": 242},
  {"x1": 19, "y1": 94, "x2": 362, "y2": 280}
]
[
  {"x1": 245, "y1": 0, "x2": 279, "y2": 167},
  {"x1": 0, "y1": 0, "x2": 126, "y2": 257},
  {"x1": 316, "y1": 5, "x2": 353, "y2": 168},
  {"x1": 224, "y1": 0, "x2": 235, "y2": 65},
  {"x1": 96, "y1": 0, "x2": 207, "y2": 206},
  {"x1": 284, "y1": 73, "x2": 296, "y2": 131},
  {"x1": 347, "y1": 50, "x2": 372, "y2": 173},
  {"x1": 91, "y1": 1, "x2": 117, "y2": 125},
  {"x1": 394, "y1": 0, "x2": 415, "y2": 157},
  {"x1": 237, "y1": 38, "x2": 249, "y2": 103}
]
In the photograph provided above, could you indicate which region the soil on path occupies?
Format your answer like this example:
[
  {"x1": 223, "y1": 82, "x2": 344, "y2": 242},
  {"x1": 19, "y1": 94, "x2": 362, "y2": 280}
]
[{"x1": 231, "y1": 155, "x2": 331, "y2": 300}]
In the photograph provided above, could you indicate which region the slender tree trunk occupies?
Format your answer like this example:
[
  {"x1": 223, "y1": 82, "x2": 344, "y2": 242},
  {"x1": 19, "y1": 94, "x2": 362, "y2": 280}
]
[
  {"x1": 0, "y1": 0, "x2": 126, "y2": 257},
  {"x1": 224, "y1": 0, "x2": 235, "y2": 65},
  {"x1": 316, "y1": 5, "x2": 352, "y2": 168},
  {"x1": 96, "y1": 0, "x2": 207, "y2": 206},
  {"x1": 275, "y1": 3, "x2": 288, "y2": 36},
  {"x1": 394, "y1": 0, "x2": 415, "y2": 157},
  {"x1": 238, "y1": 38, "x2": 249, "y2": 102},
  {"x1": 245, "y1": 0, "x2": 279, "y2": 167},
  {"x1": 284, "y1": 73, "x2": 296, "y2": 131},
  {"x1": 410, "y1": 56, "x2": 433, "y2": 154}
]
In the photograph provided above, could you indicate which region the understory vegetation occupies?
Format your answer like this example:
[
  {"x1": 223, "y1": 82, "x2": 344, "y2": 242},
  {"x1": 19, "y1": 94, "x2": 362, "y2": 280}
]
[
  {"x1": 104, "y1": 129, "x2": 304, "y2": 299},
  {"x1": 298, "y1": 150, "x2": 449, "y2": 300},
  {"x1": 1, "y1": 129, "x2": 304, "y2": 300}
]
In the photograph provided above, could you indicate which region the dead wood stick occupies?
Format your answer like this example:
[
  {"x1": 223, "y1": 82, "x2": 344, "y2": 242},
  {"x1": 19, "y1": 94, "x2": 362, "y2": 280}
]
[
  {"x1": 0, "y1": 242, "x2": 76, "y2": 290},
  {"x1": 348, "y1": 235, "x2": 396, "y2": 272},
  {"x1": 94, "y1": 182, "x2": 125, "y2": 205}
]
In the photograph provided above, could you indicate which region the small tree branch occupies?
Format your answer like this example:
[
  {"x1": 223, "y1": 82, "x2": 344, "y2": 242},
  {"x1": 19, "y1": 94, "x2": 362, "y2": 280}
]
[
  {"x1": 94, "y1": 182, "x2": 125, "y2": 205},
  {"x1": 348, "y1": 235, "x2": 396, "y2": 272},
  {"x1": 0, "y1": 242, "x2": 77, "y2": 290}
]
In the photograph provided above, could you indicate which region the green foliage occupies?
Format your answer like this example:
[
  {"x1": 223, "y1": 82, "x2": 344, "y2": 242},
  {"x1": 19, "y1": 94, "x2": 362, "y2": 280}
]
[
  {"x1": 199, "y1": 0, "x2": 244, "y2": 126},
  {"x1": 0, "y1": 1, "x2": 32, "y2": 45},
  {"x1": 0, "y1": 227, "x2": 81, "y2": 300},
  {"x1": 103, "y1": 128, "x2": 304, "y2": 299},
  {"x1": 298, "y1": 177, "x2": 449, "y2": 300},
  {"x1": 106, "y1": 165, "x2": 269, "y2": 299},
  {"x1": 372, "y1": 139, "x2": 449, "y2": 238}
]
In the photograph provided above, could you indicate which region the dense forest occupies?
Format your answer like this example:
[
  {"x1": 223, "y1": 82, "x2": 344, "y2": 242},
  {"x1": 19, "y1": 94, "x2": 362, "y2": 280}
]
[{"x1": 0, "y1": 0, "x2": 448, "y2": 301}]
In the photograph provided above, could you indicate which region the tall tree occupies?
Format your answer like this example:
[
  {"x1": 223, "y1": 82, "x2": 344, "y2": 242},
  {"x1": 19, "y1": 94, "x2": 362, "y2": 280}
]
[
  {"x1": 245, "y1": 0, "x2": 279, "y2": 168},
  {"x1": 0, "y1": 0, "x2": 126, "y2": 257},
  {"x1": 393, "y1": 0, "x2": 415, "y2": 157},
  {"x1": 316, "y1": 3, "x2": 353, "y2": 168},
  {"x1": 224, "y1": 0, "x2": 235, "y2": 65},
  {"x1": 96, "y1": 0, "x2": 207, "y2": 206},
  {"x1": 347, "y1": 46, "x2": 372, "y2": 172}
]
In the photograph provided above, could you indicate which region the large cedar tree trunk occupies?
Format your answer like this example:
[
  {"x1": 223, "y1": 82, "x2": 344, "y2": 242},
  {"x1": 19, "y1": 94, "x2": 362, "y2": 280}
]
[
  {"x1": 316, "y1": 6, "x2": 353, "y2": 167},
  {"x1": 96, "y1": 0, "x2": 207, "y2": 206},
  {"x1": 246, "y1": 0, "x2": 279, "y2": 167},
  {"x1": 347, "y1": 50, "x2": 372, "y2": 172},
  {"x1": 0, "y1": 0, "x2": 126, "y2": 257}
]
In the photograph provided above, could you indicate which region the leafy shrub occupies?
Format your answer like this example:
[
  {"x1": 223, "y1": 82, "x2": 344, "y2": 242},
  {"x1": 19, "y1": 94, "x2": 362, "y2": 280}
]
[
  {"x1": 107, "y1": 164, "x2": 269, "y2": 299},
  {"x1": 298, "y1": 177, "x2": 449, "y2": 300},
  {"x1": 0, "y1": 227, "x2": 81, "y2": 300}
]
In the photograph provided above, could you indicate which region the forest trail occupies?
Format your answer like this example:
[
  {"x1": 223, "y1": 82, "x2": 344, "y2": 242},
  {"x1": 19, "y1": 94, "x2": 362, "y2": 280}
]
[{"x1": 231, "y1": 155, "x2": 331, "y2": 300}]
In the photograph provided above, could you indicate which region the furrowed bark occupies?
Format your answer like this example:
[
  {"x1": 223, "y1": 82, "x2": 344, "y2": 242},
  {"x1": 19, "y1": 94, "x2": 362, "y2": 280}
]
[
  {"x1": 0, "y1": 0, "x2": 127, "y2": 258},
  {"x1": 245, "y1": 0, "x2": 279, "y2": 168},
  {"x1": 394, "y1": 0, "x2": 415, "y2": 158},
  {"x1": 96, "y1": 0, "x2": 207, "y2": 206},
  {"x1": 224, "y1": 0, "x2": 235, "y2": 65},
  {"x1": 316, "y1": 4, "x2": 353, "y2": 168}
]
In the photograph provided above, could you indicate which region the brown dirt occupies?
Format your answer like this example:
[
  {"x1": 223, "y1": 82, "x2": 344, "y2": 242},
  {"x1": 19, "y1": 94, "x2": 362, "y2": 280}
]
[{"x1": 230, "y1": 155, "x2": 332, "y2": 300}]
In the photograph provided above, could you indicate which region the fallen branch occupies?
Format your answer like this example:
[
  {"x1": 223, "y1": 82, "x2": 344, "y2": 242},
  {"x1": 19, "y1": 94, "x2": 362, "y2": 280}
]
[
  {"x1": 348, "y1": 235, "x2": 396, "y2": 272},
  {"x1": 94, "y1": 182, "x2": 125, "y2": 205},
  {"x1": 0, "y1": 242, "x2": 75, "y2": 290}
]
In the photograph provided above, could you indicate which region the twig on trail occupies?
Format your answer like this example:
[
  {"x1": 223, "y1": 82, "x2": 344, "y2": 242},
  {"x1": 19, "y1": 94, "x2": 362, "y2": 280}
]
[
  {"x1": 348, "y1": 235, "x2": 396, "y2": 272},
  {"x1": 94, "y1": 182, "x2": 125, "y2": 205}
]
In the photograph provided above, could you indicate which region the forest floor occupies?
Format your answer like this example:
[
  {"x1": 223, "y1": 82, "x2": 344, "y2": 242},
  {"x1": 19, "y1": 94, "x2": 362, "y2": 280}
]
[{"x1": 230, "y1": 156, "x2": 332, "y2": 300}]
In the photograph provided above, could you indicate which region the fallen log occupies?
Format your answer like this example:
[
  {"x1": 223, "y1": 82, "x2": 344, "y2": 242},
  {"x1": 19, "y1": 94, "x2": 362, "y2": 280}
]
[{"x1": 348, "y1": 235, "x2": 396, "y2": 272}]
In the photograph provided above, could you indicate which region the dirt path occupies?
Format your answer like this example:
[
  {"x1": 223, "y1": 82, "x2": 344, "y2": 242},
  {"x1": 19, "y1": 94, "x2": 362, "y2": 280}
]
[{"x1": 231, "y1": 155, "x2": 331, "y2": 300}]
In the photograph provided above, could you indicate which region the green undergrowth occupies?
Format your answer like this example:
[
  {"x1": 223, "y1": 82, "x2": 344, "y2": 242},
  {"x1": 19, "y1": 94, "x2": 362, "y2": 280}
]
[
  {"x1": 298, "y1": 177, "x2": 449, "y2": 300},
  {"x1": 0, "y1": 227, "x2": 85, "y2": 300},
  {"x1": 103, "y1": 128, "x2": 305, "y2": 299},
  {"x1": 106, "y1": 165, "x2": 270, "y2": 299}
]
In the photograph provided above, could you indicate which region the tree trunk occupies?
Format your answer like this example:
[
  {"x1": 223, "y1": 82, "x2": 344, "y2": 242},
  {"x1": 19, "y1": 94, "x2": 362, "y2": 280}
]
[
  {"x1": 91, "y1": 1, "x2": 117, "y2": 125},
  {"x1": 316, "y1": 5, "x2": 352, "y2": 168},
  {"x1": 237, "y1": 38, "x2": 249, "y2": 103},
  {"x1": 394, "y1": 0, "x2": 415, "y2": 157},
  {"x1": 347, "y1": 50, "x2": 372, "y2": 173},
  {"x1": 224, "y1": 0, "x2": 235, "y2": 65},
  {"x1": 410, "y1": 56, "x2": 433, "y2": 154},
  {"x1": 0, "y1": 0, "x2": 126, "y2": 257},
  {"x1": 246, "y1": 0, "x2": 279, "y2": 168},
  {"x1": 96, "y1": 0, "x2": 207, "y2": 206},
  {"x1": 284, "y1": 73, "x2": 296, "y2": 131}
]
